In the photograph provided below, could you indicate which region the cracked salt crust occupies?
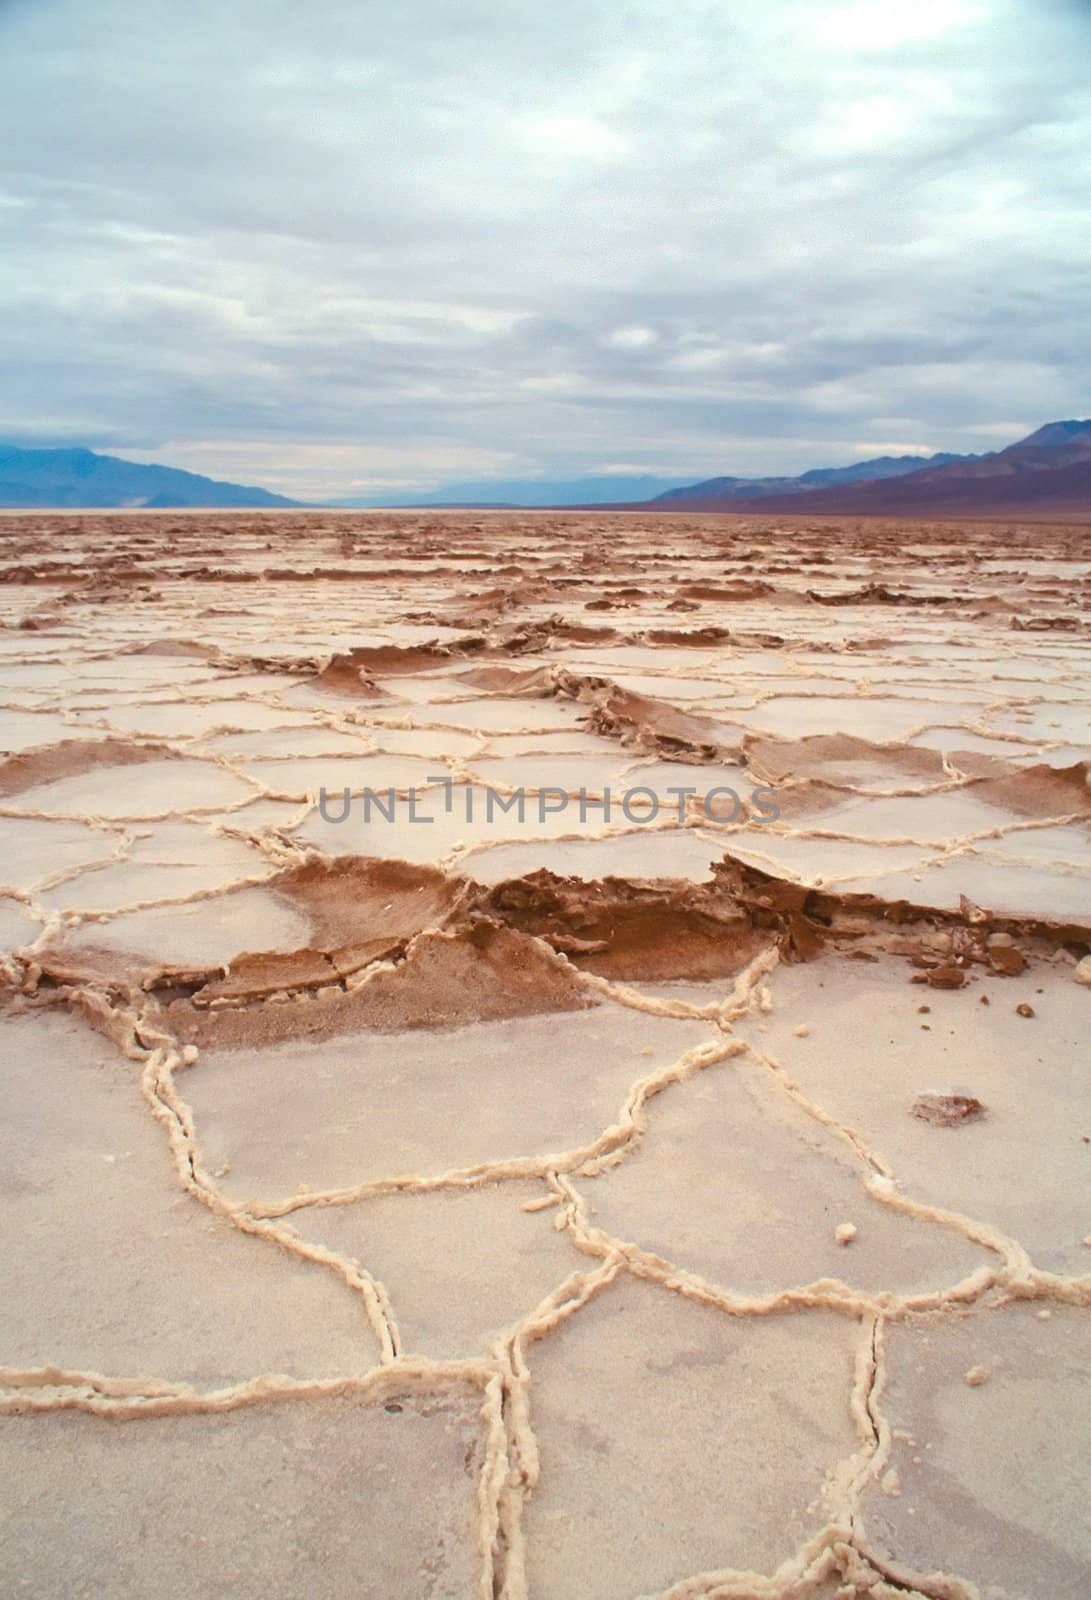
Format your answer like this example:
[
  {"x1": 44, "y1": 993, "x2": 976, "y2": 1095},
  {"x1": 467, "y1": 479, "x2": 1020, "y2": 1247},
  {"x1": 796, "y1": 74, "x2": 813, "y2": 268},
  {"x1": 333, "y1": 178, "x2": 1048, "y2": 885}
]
[
  {"x1": 738, "y1": 958, "x2": 1091, "y2": 1275},
  {"x1": 9, "y1": 755, "x2": 256, "y2": 818},
  {"x1": 869, "y1": 1304, "x2": 1090, "y2": 1599},
  {"x1": 184, "y1": 1007, "x2": 723, "y2": 1203},
  {"x1": 60, "y1": 882, "x2": 313, "y2": 968},
  {"x1": 0, "y1": 508, "x2": 1088, "y2": 1599},
  {"x1": 567, "y1": 1045, "x2": 995, "y2": 1304},
  {"x1": 1, "y1": 1009, "x2": 381, "y2": 1382},
  {"x1": 0, "y1": 1396, "x2": 484, "y2": 1600},
  {"x1": 289, "y1": 1180, "x2": 584, "y2": 1360},
  {"x1": 462, "y1": 829, "x2": 731, "y2": 884},
  {"x1": 522, "y1": 1276, "x2": 858, "y2": 1598}
]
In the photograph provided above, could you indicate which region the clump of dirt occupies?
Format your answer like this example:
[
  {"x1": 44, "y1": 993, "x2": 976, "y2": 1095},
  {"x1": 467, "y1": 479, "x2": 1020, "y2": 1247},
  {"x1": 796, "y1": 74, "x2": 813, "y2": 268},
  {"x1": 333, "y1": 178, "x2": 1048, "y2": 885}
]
[{"x1": 911, "y1": 1092, "x2": 986, "y2": 1126}]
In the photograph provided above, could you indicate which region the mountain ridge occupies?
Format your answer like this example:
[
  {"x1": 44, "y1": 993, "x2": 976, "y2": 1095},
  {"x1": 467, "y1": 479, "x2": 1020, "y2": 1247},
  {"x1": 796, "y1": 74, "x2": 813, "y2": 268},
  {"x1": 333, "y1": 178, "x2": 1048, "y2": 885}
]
[
  {"x1": 654, "y1": 419, "x2": 1091, "y2": 516},
  {"x1": 0, "y1": 446, "x2": 299, "y2": 509},
  {"x1": 650, "y1": 451, "x2": 979, "y2": 505},
  {"x1": 3, "y1": 423, "x2": 1089, "y2": 515}
]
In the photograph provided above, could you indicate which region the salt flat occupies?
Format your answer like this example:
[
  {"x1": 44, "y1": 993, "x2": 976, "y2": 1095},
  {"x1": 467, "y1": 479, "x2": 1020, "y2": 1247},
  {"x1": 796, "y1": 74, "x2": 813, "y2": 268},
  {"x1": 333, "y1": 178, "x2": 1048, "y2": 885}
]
[{"x1": 0, "y1": 508, "x2": 1088, "y2": 1599}]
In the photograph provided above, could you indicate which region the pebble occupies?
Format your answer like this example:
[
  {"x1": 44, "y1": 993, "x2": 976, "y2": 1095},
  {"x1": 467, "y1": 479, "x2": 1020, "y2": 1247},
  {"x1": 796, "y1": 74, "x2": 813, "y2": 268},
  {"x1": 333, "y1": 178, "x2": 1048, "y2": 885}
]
[
  {"x1": 834, "y1": 1222, "x2": 857, "y2": 1246},
  {"x1": 964, "y1": 1365, "x2": 990, "y2": 1387}
]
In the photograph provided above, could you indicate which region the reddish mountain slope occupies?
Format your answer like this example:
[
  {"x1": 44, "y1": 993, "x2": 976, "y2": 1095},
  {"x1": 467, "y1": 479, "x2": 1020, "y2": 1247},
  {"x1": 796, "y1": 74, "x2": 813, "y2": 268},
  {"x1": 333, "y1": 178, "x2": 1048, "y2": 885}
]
[{"x1": 660, "y1": 420, "x2": 1091, "y2": 516}]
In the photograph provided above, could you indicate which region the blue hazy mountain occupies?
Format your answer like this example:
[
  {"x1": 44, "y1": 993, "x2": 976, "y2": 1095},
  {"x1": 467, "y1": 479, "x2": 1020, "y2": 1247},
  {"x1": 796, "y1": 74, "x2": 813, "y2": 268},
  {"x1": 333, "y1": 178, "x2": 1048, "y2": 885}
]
[
  {"x1": 329, "y1": 457, "x2": 979, "y2": 508},
  {"x1": 328, "y1": 474, "x2": 696, "y2": 508},
  {"x1": 0, "y1": 446, "x2": 300, "y2": 508}
]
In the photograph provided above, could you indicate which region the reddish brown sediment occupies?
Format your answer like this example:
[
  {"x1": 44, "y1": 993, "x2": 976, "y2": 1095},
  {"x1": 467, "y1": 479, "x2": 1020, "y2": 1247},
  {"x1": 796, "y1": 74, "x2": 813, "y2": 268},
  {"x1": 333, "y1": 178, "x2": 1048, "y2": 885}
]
[
  {"x1": 744, "y1": 734, "x2": 950, "y2": 788},
  {"x1": 971, "y1": 760, "x2": 1091, "y2": 819},
  {"x1": 452, "y1": 664, "x2": 560, "y2": 696},
  {"x1": 479, "y1": 868, "x2": 769, "y2": 979},
  {"x1": 680, "y1": 581, "x2": 776, "y2": 601},
  {"x1": 551, "y1": 669, "x2": 744, "y2": 761},
  {"x1": 310, "y1": 651, "x2": 392, "y2": 696},
  {"x1": 910, "y1": 1092, "x2": 986, "y2": 1125},
  {"x1": 313, "y1": 640, "x2": 487, "y2": 688},
  {"x1": 271, "y1": 855, "x2": 470, "y2": 945},
  {"x1": 639, "y1": 624, "x2": 738, "y2": 646},
  {"x1": 173, "y1": 918, "x2": 592, "y2": 1046},
  {"x1": 0, "y1": 737, "x2": 171, "y2": 798},
  {"x1": 806, "y1": 582, "x2": 963, "y2": 606}
]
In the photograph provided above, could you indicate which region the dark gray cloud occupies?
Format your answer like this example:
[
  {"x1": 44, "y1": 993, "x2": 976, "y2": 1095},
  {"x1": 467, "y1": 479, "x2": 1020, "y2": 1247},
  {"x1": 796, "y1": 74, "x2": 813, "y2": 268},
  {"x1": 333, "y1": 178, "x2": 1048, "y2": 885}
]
[{"x1": 1, "y1": 0, "x2": 1088, "y2": 496}]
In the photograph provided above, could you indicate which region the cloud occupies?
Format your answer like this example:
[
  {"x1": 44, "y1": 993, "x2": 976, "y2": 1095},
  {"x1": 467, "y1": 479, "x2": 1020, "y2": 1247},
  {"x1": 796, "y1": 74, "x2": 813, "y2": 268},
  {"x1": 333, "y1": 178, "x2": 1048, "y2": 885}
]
[{"x1": 0, "y1": 0, "x2": 1088, "y2": 497}]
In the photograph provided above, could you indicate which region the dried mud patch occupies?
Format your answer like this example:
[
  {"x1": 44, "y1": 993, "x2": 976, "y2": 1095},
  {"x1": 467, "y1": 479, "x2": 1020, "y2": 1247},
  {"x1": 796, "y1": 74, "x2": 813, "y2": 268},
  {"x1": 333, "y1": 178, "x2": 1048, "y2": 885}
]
[
  {"x1": 172, "y1": 917, "x2": 592, "y2": 1047},
  {"x1": 552, "y1": 670, "x2": 744, "y2": 762},
  {"x1": 745, "y1": 732, "x2": 950, "y2": 789},
  {"x1": 0, "y1": 737, "x2": 169, "y2": 798}
]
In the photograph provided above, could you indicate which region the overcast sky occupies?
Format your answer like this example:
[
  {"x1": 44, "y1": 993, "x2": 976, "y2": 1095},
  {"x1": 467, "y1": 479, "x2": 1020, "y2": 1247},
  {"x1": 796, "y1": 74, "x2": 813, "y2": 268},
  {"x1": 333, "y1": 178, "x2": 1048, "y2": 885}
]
[{"x1": 1, "y1": 0, "x2": 1089, "y2": 498}]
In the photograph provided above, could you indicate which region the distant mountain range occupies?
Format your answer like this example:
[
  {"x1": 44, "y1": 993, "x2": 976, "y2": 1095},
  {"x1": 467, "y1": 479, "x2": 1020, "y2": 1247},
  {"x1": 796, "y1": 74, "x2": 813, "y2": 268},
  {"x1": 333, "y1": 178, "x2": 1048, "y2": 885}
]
[
  {"x1": 648, "y1": 420, "x2": 1091, "y2": 516},
  {"x1": 648, "y1": 451, "x2": 977, "y2": 505},
  {"x1": 319, "y1": 429, "x2": 1091, "y2": 512},
  {"x1": 327, "y1": 474, "x2": 695, "y2": 508},
  {"x1": 3, "y1": 422, "x2": 1089, "y2": 514},
  {"x1": 0, "y1": 446, "x2": 298, "y2": 508}
]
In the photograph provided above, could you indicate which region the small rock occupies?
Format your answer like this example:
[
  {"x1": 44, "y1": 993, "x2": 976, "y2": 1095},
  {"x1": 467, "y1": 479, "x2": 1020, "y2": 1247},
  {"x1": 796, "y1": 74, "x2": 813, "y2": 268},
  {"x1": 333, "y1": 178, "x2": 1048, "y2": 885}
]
[
  {"x1": 924, "y1": 964, "x2": 966, "y2": 990},
  {"x1": 834, "y1": 1222, "x2": 857, "y2": 1246},
  {"x1": 793, "y1": 1023, "x2": 810, "y2": 1037},
  {"x1": 911, "y1": 1092, "x2": 985, "y2": 1127},
  {"x1": 1015, "y1": 1002, "x2": 1035, "y2": 1018},
  {"x1": 964, "y1": 1366, "x2": 990, "y2": 1387},
  {"x1": 1074, "y1": 956, "x2": 1091, "y2": 987},
  {"x1": 959, "y1": 895, "x2": 988, "y2": 923}
]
